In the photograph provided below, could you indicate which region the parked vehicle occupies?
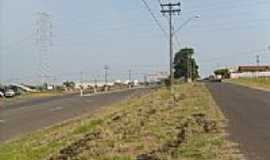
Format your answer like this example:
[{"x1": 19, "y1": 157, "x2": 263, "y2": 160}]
[
  {"x1": 4, "y1": 89, "x2": 16, "y2": 97},
  {"x1": 209, "y1": 75, "x2": 222, "y2": 82},
  {"x1": 0, "y1": 91, "x2": 4, "y2": 97}
]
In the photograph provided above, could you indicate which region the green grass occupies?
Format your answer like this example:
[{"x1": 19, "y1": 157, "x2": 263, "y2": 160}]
[
  {"x1": 0, "y1": 84, "x2": 242, "y2": 160},
  {"x1": 227, "y1": 77, "x2": 270, "y2": 91}
]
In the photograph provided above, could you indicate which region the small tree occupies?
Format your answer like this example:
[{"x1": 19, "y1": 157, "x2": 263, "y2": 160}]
[
  {"x1": 174, "y1": 48, "x2": 199, "y2": 80},
  {"x1": 63, "y1": 81, "x2": 75, "y2": 89}
]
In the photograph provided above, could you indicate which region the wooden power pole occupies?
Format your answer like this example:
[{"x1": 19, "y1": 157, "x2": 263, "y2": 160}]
[{"x1": 160, "y1": 2, "x2": 181, "y2": 92}]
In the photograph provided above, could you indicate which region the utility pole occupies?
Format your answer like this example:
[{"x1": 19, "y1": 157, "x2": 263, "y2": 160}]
[
  {"x1": 94, "y1": 75, "x2": 97, "y2": 86},
  {"x1": 104, "y1": 65, "x2": 109, "y2": 85},
  {"x1": 160, "y1": 2, "x2": 181, "y2": 91},
  {"x1": 129, "y1": 69, "x2": 132, "y2": 82},
  {"x1": 255, "y1": 55, "x2": 260, "y2": 78},
  {"x1": 53, "y1": 76, "x2": 57, "y2": 90},
  {"x1": 256, "y1": 55, "x2": 260, "y2": 66},
  {"x1": 187, "y1": 54, "x2": 192, "y2": 83},
  {"x1": 144, "y1": 74, "x2": 147, "y2": 86},
  {"x1": 80, "y1": 71, "x2": 84, "y2": 83},
  {"x1": 187, "y1": 54, "x2": 190, "y2": 82}
]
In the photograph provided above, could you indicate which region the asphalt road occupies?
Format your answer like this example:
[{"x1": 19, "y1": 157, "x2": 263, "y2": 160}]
[
  {"x1": 0, "y1": 88, "x2": 148, "y2": 143},
  {"x1": 206, "y1": 82, "x2": 270, "y2": 160}
]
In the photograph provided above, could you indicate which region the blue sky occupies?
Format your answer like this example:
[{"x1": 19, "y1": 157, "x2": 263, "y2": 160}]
[{"x1": 1, "y1": 0, "x2": 270, "y2": 84}]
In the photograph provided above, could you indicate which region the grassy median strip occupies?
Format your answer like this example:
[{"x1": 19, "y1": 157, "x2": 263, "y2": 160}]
[
  {"x1": 227, "y1": 77, "x2": 270, "y2": 91},
  {"x1": 0, "y1": 84, "x2": 242, "y2": 160}
]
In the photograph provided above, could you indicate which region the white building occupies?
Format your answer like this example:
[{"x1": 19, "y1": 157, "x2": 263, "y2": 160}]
[
  {"x1": 230, "y1": 65, "x2": 270, "y2": 79},
  {"x1": 145, "y1": 72, "x2": 169, "y2": 83}
]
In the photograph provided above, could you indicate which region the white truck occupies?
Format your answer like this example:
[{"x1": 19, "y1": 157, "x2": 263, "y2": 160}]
[{"x1": 209, "y1": 75, "x2": 222, "y2": 82}]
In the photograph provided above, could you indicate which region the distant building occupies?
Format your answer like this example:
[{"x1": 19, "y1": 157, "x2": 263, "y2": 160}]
[
  {"x1": 238, "y1": 65, "x2": 270, "y2": 72},
  {"x1": 74, "y1": 79, "x2": 140, "y2": 90},
  {"x1": 145, "y1": 72, "x2": 169, "y2": 83},
  {"x1": 230, "y1": 65, "x2": 270, "y2": 79},
  {"x1": 75, "y1": 82, "x2": 112, "y2": 89}
]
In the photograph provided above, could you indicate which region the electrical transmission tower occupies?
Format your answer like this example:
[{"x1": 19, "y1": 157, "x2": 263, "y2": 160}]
[
  {"x1": 160, "y1": 2, "x2": 181, "y2": 90},
  {"x1": 36, "y1": 12, "x2": 53, "y2": 85}
]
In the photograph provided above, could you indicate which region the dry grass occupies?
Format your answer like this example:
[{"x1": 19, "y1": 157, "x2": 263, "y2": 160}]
[
  {"x1": 0, "y1": 84, "x2": 242, "y2": 160},
  {"x1": 227, "y1": 77, "x2": 270, "y2": 91}
]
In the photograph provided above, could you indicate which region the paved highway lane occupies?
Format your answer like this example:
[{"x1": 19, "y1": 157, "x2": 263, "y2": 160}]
[
  {"x1": 0, "y1": 89, "x2": 148, "y2": 142},
  {"x1": 206, "y1": 82, "x2": 270, "y2": 160}
]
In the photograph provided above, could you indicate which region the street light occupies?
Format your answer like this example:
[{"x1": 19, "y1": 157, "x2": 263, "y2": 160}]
[{"x1": 173, "y1": 15, "x2": 200, "y2": 34}]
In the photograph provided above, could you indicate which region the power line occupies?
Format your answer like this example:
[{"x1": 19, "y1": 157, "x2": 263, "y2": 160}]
[
  {"x1": 0, "y1": 33, "x2": 35, "y2": 51},
  {"x1": 156, "y1": 0, "x2": 181, "y2": 49},
  {"x1": 140, "y1": 0, "x2": 168, "y2": 37},
  {"x1": 184, "y1": 18, "x2": 270, "y2": 33},
  {"x1": 140, "y1": 0, "x2": 182, "y2": 60},
  {"x1": 199, "y1": 48, "x2": 269, "y2": 64},
  {"x1": 186, "y1": 0, "x2": 270, "y2": 14},
  {"x1": 173, "y1": 29, "x2": 181, "y2": 49}
]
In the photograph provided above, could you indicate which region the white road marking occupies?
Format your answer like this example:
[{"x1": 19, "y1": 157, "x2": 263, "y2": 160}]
[{"x1": 50, "y1": 107, "x2": 64, "y2": 112}]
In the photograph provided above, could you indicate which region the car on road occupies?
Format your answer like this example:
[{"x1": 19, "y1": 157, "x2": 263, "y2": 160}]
[{"x1": 4, "y1": 89, "x2": 16, "y2": 97}]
